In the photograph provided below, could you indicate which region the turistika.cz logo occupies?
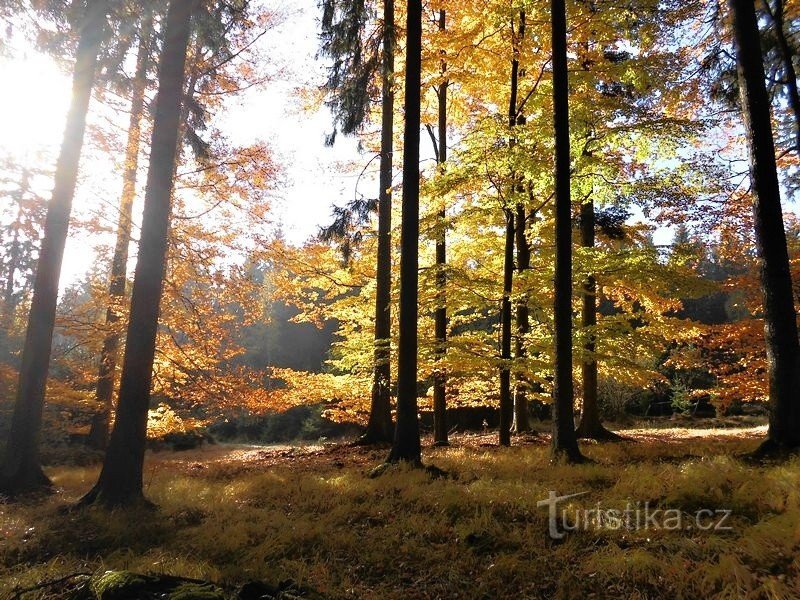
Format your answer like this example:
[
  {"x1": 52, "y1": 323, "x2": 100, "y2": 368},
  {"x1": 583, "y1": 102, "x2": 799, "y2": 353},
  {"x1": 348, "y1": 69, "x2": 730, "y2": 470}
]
[{"x1": 537, "y1": 491, "x2": 734, "y2": 540}]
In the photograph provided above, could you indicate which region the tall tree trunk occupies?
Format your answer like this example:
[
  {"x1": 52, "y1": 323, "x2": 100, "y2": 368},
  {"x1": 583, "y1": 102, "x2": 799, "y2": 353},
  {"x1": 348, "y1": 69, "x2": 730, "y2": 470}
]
[
  {"x1": 433, "y1": 8, "x2": 449, "y2": 447},
  {"x1": 88, "y1": 11, "x2": 153, "y2": 451},
  {"x1": 361, "y1": 0, "x2": 395, "y2": 445},
  {"x1": 0, "y1": 0, "x2": 106, "y2": 496},
  {"x1": 550, "y1": 0, "x2": 584, "y2": 462},
  {"x1": 499, "y1": 11, "x2": 523, "y2": 446},
  {"x1": 387, "y1": 0, "x2": 422, "y2": 464},
  {"x1": 730, "y1": 0, "x2": 800, "y2": 453},
  {"x1": 513, "y1": 202, "x2": 532, "y2": 433},
  {"x1": 81, "y1": 0, "x2": 197, "y2": 507},
  {"x1": 499, "y1": 209, "x2": 514, "y2": 446}
]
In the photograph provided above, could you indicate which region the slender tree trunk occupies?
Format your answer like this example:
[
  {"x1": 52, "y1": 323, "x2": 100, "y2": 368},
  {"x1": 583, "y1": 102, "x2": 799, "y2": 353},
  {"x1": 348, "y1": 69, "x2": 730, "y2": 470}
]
[
  {"x1": 574, "y1": 194, "x2": 617, "y2": 440},
  {"x1": 433, "y1": 8, "x2": 449, "y2": 447},
  {"x1": 499, "y1": 209, "x2": 514, "y2": 447},
  {"x1": 730, "y1": 0, "x2": 800, "y2": 453},
  {"x1": 499, "y1": 12, "x2": 523, "y2": 446},
  {"x1": 81, "y1": 0, "x2": 198, "y2": 507},
  {"x1": 513, "y1": 202, "x2": 532, "y2": 433},
  {"x1": 387, "y1": 0, "x2": 422, "y2": 464},
  {"x1": 88, "y1": 12, "x2": 153, "y2": 451},
  {"x1": 0, "y1": 0, "x2": 106, "y2": 496},
  {"x1": 550, "y1": 0, "x2": 584, "y2": 462},
  {"x1": 362, "y1": 0, "x2": 395, "y2": 445}
]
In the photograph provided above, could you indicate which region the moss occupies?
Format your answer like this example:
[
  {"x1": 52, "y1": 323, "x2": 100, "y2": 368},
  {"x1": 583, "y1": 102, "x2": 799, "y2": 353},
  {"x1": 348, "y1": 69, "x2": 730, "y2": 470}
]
[
  {"x1": 90, "y1": 571, "x2": 226, "y2": 600},
  {"x1": 91, "y1": 571, "x2": 151, "y2": 599},
  {"x1": 167, "y1": 582, "x2": 226, "y2": 600}
]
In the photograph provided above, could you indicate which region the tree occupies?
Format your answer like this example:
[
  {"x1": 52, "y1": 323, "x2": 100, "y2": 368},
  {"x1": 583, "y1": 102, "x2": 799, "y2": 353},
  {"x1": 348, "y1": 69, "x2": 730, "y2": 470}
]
[
  {"x1": 387, "y1": 0, "x2": 422, "y2": 464},
  {"x1": 0, "y1": 0, "x2": 107, "y2": 496},
  {"x1": 550, "y1": 0, "x2": 584, "y2": 462},
  {"x1": 729, "y1": 0, "x2": 800, "y2": 454},
  {"x1": 319, "y1": 0, "x2": 396, "y2": 444},
  {"x1": 81, "y1": 0, "x2": 199, "y2": 507},
  {"x1": 431, "y1": 8, "x2": 448, "y2": 447},
  {"x1": 87, "y1": 9, "x2": 154, "y2": 450}
]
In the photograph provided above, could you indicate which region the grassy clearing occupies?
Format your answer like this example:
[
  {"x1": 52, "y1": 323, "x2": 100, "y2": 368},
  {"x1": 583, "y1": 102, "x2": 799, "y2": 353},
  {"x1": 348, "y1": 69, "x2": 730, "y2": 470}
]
[{"x1": 2, "y1": 423, "x2": 799, "y2": 599}]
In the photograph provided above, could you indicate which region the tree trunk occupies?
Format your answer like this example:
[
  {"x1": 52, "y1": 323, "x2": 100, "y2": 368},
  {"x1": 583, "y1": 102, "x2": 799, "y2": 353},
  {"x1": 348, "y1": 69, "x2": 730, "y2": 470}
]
[
  {"x1": 433, "y1": 8, "x2": 449, "y2": 447},
  {"x1": 513, "y1": 202, "x2": 532, "y2": 434},
  {"x1": 574, "y1": 195, "x2": 618, "y2": 441},
  {"x1": 387, "y1": 0, "x2": 422, "y2": 464},
  {"x1": 730, "y1": 0, "x2": 800, "y2": 452},
  {"x1": 88, "y1": 11, "x2": 153, "y2": 451},
  {"x1": 499, "y1": 209, "x2": 514, "y2": 447},
  {"x1": 81, "y1": 0, "x2": 197, "y2": 507},
  {"x1": 362, "y1": 0, "x2": 395, "y2": 445},
  {"x1": 550, "y1": 0, "x2": 584, "y2": 462},
  {"x1": 0, "y1": 0, "x2": 106, "y2": 496},
  {"x1": 1, "y1": 170, "x2": 29, "y2": 338}
]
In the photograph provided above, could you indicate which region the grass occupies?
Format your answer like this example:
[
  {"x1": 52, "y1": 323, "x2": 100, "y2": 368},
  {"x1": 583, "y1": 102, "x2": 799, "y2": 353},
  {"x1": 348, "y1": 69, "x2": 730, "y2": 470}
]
[{"x1": 1, "y1": 421, "x2": 799, "y2": 599}]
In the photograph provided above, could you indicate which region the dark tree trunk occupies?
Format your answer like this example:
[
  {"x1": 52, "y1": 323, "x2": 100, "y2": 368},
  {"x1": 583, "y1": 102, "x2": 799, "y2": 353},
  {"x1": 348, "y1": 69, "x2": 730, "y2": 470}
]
[
  {"x1": 499, "y1": 11, "x2": 524, "y2": 446},
  {"x1": 88, "y1": 12, "x2": 152, "y2": 451},
  {"x1": 574, "y1": 196, "x2": 618, "y2": 441},
  {"x1": 513, "y1": 202, "x2": 532, "y2": 434},
  {"x1": 499, "y1": 209, "x2": 514, "y2": 447},
  {"x1": 80, "y1": 0, "x2": 197, "y2": 507},
  {"x1": 387, "y1": 0, "x2": 422, "y2": 464},
  {"x1": 730, "y1": 0, "x2": 800, "y2": 452},
  {"x1": 0, "y1": 0, "x2": 106, "y2": 496},
  {"x1": 550, "y1": 0, "x2": 584, "y2": 462},
  {"x1": 362, "y1": 0, "x2": 395, "y2": 445},
  {"x1": 433, "y1": 8, "x2": 449, "y2": 447}
]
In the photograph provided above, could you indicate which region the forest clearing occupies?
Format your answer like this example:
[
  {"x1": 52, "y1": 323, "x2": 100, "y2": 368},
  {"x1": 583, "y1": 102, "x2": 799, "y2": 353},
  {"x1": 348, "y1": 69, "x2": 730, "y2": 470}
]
[
  {"x1": 1, "y1": 0, "x2": 800, "y2": 597},
  {"x1": 4, "y1": 420, "x2": 800, "y2": 599}
]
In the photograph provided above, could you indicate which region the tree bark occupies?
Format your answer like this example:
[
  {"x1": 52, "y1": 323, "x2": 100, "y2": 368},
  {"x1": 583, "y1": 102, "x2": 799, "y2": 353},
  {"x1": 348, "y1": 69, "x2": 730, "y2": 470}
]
[
  {"x1": 81, "y1": 0, "x2": 198, "y2": 507},
  {"x1": 550, "y1": 0, "x2": 584, "y2": 462},
  {"x1": 764, "y1": 0, "x2": 800, "y2": 156},
  {"x1": 432, "y1": 8, "x2": 449, "y2": 447},
  {"x1": 499, "y1": 209, "x2": 514, "y2": 447},
  {"x1": 387, "y1": 0, "x2": 422, "y2": 464},
  {"x1": 361, "y1": 0, "x2": 395, "y2": 445},
  {"x1": 88, "y1": 11, "x2": 153, "y2": 451},
  {"x1": 0, "y1": 0, "x2": 106, "y2": 496},
  {"x1": 730, "y1": 0, "x2": 800, "y2": 452}
]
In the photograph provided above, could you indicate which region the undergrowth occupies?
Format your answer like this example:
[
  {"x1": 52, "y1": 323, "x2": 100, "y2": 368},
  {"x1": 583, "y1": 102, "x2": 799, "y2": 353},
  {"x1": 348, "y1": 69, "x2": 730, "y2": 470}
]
[{"x1": 1, "y1": 429, "x2": 798, "y2": 599}]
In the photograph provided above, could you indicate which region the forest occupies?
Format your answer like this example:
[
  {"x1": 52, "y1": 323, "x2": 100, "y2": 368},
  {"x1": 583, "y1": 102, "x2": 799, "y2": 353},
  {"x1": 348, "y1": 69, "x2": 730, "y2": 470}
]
[{"x1": 1, "y1": 0, "x2": 800, "y2": 597}]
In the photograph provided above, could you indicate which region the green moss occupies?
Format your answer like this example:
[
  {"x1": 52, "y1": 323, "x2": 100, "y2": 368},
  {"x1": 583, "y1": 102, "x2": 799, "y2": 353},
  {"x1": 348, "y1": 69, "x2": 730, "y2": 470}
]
[
  {"x1": 91, "y1": 571, "x2": 151, "y2": 599},
  {"x1": 167, "y1": 582, "x2": 226, "y2": 600}
]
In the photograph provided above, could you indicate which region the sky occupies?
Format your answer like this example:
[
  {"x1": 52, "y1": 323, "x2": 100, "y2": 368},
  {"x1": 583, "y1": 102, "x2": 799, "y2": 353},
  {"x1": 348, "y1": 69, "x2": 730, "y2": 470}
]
[{"x1": 0, "y1": 0, "x2": 367, "y2": 287}]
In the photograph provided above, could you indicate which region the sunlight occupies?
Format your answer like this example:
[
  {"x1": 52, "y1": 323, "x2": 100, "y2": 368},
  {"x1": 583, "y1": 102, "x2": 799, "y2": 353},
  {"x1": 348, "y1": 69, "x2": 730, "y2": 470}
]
[{"x1": 0, "y1": 53, "x2": 70, "y2": 162}]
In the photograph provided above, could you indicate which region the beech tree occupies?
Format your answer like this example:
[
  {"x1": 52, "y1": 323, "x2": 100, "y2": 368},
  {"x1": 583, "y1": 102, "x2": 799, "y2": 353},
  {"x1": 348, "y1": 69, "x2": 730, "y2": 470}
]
[
  {"x1": 0, "y1": 0, "x2": 108, "y2": 496},
  {"x1": 387, "y1": 0, "x2": 422, "y2": 464},
  {"x1": 81, "y1": 0, "x2": 199, "y2": 507}
]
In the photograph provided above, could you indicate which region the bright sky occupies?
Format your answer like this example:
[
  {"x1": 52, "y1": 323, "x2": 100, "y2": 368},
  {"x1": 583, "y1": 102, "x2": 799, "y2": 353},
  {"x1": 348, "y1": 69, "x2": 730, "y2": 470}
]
[{"x1": 0, "y1": 0, "x2": 366, "y2": 288}]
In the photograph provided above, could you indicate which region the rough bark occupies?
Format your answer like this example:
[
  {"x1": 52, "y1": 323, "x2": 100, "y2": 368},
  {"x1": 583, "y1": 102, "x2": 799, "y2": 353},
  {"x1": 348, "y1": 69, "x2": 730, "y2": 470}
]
[
  {"x1": 550, "y1": 0, "x2": 584, "y2": 462},
  {"x1": 0, "y1": 0, "x2": 106, "y2": 496},
  {"x1": 432, "y1": 8, "x2": 449, "y2": 447},
  {"x1": 361, "y1": 0, "x2": 395, "y2": 445},
  {"x1": 387, "y1": 0, "x2": 422, "y2": 464},
  {"x1": 88, "y1": 11, "x2": 153, "y2": 451},
  {"x1": 730, "y1": 0, "x2": 800, "y2": 453},
  {"x1": 81, "y1": 0, "x2": 197, "y2": 507}
]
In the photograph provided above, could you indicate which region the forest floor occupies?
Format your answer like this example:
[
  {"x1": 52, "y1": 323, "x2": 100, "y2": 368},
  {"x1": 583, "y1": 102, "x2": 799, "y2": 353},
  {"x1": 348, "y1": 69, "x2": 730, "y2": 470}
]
[{"x1": 2, "y1": 417, "x2": 799, "y2": 599}]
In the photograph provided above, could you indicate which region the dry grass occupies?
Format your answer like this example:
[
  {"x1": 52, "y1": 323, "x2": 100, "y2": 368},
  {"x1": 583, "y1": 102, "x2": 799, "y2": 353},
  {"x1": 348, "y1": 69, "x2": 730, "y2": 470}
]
[{"x1": 2, "y1": 423, "x2": 799, "y2": 599}]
